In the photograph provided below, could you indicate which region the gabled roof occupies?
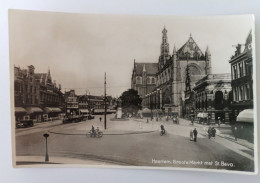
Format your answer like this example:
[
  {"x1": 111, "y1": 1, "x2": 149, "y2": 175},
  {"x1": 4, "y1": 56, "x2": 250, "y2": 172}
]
[
  {"x1": 177, "y1": 35, "x2": 205, "y2": 60},
  {"x1": 87, "y1": 95, "x2": 104, "y2": 101},
  {"x1": 134, "y1": 63, "x2": 158, "y2": 75}
]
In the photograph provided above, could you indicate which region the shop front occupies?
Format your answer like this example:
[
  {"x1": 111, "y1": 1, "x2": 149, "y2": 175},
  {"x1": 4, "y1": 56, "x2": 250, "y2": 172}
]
[
  {"x1": 43, "y1": 107, "x2": 63, "y2": 120},
  {"x1": 15, "y1": 107, "x2": 27, "y2": 122},
  {"x1": 26, "y1": 107, "x2": 43, "y2": 122}
]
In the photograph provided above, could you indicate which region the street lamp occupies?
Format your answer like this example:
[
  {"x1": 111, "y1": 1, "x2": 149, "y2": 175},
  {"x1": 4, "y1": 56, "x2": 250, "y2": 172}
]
[
  {"x1": 104, "y1": 72, "x2": 107, "y2": 130},
  {"x1": 43, "y1": 133, "x2": 49, "y2": 162}
]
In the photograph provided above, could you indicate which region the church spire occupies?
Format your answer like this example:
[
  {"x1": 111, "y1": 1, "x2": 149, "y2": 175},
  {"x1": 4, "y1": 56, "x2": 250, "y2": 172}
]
[
  {"x1": 143, "y1": 64, "x2": 146, "y2": 72},
  {"x1": 159, "y1": 26, "x2": 170, "y2": 70},
  {"x1": 173, "y1": 44, "x2": 177, "y2": 55},
  {"x1": 160, "y1": 27, "x2": 169, "y2": 57},
  {"x1": 205, "y1": 45, "x2": 211, "y2": 55},
  {"x1": 47, "y1": 66, "x2": 52, "y2": 83}
]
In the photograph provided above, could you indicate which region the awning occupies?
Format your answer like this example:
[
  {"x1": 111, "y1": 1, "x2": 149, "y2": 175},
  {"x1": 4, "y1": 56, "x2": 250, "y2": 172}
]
[
  {"x1": 142, "y1": 108, "x2": 151, "y2": 113},
  {"x1": 94, "y1": 109, "x2": 105, "y2": 113},
  {"x1": 80, "y1": 109, "x2": 89, "y2": 113},
  {"x1": 237, "y1": 109, "x2": 254, "y2": 123},
  {"x1": 44, "y1": 107, "x2": 62, "y2": 113},
  {"x1": 152, "y1": 109, "x2": 163, "y2": 113},
  {"x1": 26, "y1": 107, "x2": 43, "y2": 114},
  {"x1": 15, "y1": 107, "x2": 27, "y2": 114},
  {"x1": 197, "y1": 113, "x2": 208, "y2": 118}
]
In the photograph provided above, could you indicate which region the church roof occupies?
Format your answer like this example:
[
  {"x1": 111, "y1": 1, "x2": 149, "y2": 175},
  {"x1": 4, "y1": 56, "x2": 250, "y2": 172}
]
[
  {"x1": 177, "y1": 35, "x2": 205, "y2": 60},
  {"x1": 134, "y1": 63, "x2": 158, "y2": 75}
]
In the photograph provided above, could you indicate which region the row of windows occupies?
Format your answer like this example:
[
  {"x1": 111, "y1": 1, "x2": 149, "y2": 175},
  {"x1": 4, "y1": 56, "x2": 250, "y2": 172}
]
[
  {"x1": 41, "y1": 93, "x2": 60, "y2": 103},
  {"x1": 15, "y1": 82, "x2": 38, "y2": 94},
  {"x1": 232, "y1": 60, "x2": 252, "y2": 79},
  {"x1": 157, "y1": 68, "x2": 171, "y2": 86},
  {"x1": 233, "y1": 84, "x2": 252, "y2": 101},
  {"x1": 26, "y1": 95, "x2": 38, "y2": 105},
  {"x1": 136, "y1": 76, "x2": 156, "y2": 85}
]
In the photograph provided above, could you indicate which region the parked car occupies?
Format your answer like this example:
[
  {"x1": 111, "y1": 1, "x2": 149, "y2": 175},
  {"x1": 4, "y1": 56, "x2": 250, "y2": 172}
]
[
  {"x1": 62, "y1": 115, "x2": 84, "y2": 123},
  {"x1": 16, "y1": 119, "x2": 34, "y2": 128}
]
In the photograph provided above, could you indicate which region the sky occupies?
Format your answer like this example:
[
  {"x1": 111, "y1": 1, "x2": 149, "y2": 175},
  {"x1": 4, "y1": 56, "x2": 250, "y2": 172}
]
[{"x1": 9, "y1": 10, "x2": 254, "y2": 97}]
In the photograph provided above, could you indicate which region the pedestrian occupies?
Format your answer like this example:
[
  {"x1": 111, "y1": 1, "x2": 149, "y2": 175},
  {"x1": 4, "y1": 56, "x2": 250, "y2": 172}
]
[
  {"x1": 190, "y1": 130, "x2": 193, "y2": 141},
  {"x1": 193, "y1": 128, "x2": 198, "y2": 142},
  {"x1": 191, "y1": 117, "x2": 194, "y2": 125},
  {"x1": 234, "y1": 126, "x2": 238, "y2": 141},
  {"x1": 218, "y1": 117, "x2": 221, "y2": 127},
  {"x1": 99, "y1": 117, "x2": 102, "y2": 122},
  {"x1": 91, "y1": 125, "x2": 95, "y2": 137},
  {"x1": 211, "y1": 127, "x2": 216, "y2": 139},
  {"x1": 208, "y1": 127, "x2": 212, "y2": 139}
]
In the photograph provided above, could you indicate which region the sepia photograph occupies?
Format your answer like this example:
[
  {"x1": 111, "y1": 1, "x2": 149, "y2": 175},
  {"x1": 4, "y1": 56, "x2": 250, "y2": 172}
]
[{"x1": 9, "y1": 10, "x2": 257, "y2": 173}]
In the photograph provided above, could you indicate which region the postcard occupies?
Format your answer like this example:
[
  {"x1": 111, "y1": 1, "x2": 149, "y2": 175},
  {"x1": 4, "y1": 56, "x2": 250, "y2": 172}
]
[{"x1": 9, "y1": 10, "x2": 257, "y2": 174}]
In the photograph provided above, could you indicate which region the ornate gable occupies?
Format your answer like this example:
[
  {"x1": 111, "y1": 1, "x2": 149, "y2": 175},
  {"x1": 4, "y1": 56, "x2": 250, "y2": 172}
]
[{"x1": 177, "y1": 35, "x2": 205, "y2": 60}]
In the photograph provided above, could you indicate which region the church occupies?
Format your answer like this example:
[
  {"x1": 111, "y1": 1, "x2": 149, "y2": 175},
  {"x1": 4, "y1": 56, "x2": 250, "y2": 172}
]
[{"x1": 131, "y1": 27, "x2": 212, "y2": 117}]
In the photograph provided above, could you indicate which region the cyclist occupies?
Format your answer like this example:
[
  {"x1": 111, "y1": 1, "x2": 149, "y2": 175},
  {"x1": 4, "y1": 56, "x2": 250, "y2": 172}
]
[
  {"x1": 96, "y1": 127, "x2": 100, "y2": 136},
  {"x1": 91, "y1": 125, "x2": 96, "y2": 137},
  {"x1": 160, "y1": 124, "x2": 165, "y2": 135}
]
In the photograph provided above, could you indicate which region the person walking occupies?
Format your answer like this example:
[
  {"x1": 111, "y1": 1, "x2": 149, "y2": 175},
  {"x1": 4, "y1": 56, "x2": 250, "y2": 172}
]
[
  {"x1": 211, "y1": 127, "x2": 216, "y2": 139},
  {"x1": 190, "y1": 130, "x2": 194, "y2": 141},
  {"x1": 234, "y1": 126, "x2": 238, "y2": 141},
  {"x1": 99, "y1": 116, "x2": 102, "y2": 122},
  {"x1": 217, "y1": 117, "x2": 221, "y2": 127},
  {"x1": 193, "y1": 128, "x2": 198, "y2": 142},
  {"x1": 191, "y1": 116, "x2": 194, "y2": 125},
  {"x1": 208, "y1": 127, "x2": 212, "y2": 139}
]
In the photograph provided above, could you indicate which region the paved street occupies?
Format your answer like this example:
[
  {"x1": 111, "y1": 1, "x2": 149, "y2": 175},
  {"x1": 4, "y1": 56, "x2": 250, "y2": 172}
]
[{"x1": 15, "y1": 115, "x2": 254, "y2": 172}]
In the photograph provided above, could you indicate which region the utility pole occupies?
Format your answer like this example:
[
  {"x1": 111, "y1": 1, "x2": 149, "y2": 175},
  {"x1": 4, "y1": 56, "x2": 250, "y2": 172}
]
[{"x1": 104, "y1": 72, "x2": 107, "y2": 129}]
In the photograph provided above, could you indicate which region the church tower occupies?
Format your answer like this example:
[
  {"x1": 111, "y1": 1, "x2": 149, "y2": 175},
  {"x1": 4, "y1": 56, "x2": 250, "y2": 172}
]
[
  {"x1": 172, "y1": 44, "x2": 178, "y2": 106},
  {"x1": 159, "y1": 27, "x2": 170, "y2": 70},
  {"x1": 142, "y1": 64, "x2": 147, "y2": 98}
]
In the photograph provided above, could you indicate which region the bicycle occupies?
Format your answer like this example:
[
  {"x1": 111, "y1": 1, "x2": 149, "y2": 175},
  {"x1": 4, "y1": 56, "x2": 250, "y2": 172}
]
[
  {"x1": 160, "y1": 130, "x2": 167, "y2": 136},
  {"x1": 89, "y1": 130, "x2": 103, "y2": 138}
]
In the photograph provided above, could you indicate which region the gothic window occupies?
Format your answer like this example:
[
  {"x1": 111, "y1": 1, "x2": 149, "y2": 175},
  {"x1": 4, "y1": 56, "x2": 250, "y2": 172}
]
[
  {"x1": 147, "y1": 77, "x2": 150, "y2": 84},
  {"x1": 185, "y1": 52, "x2": 190, "y2": 60},
  {"x1": 194, "y1": 52, "x2": 199, "y2": 60},
  {"x1": 152, "y1": 77, "x2": 155, "y2": 84},
  {"x1": 136, "y1": 76, "x2": 142, "y2": 84}
]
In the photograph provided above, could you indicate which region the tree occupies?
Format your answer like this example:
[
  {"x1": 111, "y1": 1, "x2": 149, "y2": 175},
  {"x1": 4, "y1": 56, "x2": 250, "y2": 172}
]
[{"x1": 119, "y1": 89, "x2": 142, "y2": 114}]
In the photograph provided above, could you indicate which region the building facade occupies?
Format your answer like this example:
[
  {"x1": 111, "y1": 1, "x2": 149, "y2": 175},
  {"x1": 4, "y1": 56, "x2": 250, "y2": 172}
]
[
  {"x1": 132, "y1": 27, "x2": 211, "y2": 116},
  {"x1": 192, "y1": 74, "x2": 232, "y2": 122},
  {"x1": 14, "y1": 65, "x2": 64, "y2": 122},
  {"x1": 64, "y1": 90, "x2": 79, "y2": 115},
  {"x1": 229, "y1": 30, "x2": 253, "y2": 117},
  {"x1": 131, "y1": 60, "x2": 158, "y2": 100},
  {"x1": 77, "y1": 94, "x2": 117, "y2": 115}
]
